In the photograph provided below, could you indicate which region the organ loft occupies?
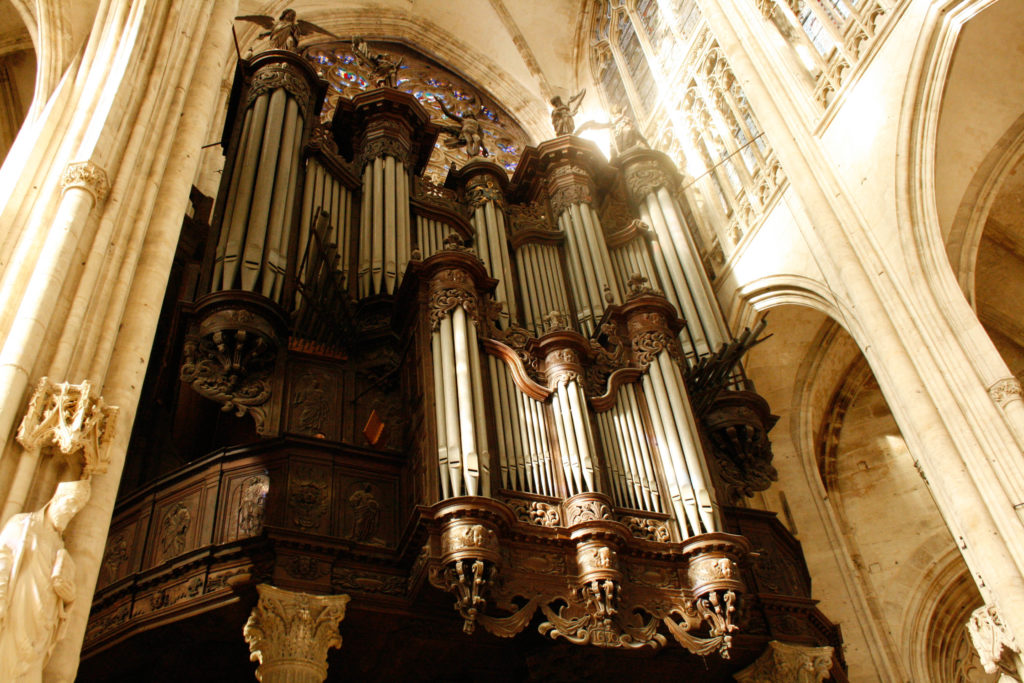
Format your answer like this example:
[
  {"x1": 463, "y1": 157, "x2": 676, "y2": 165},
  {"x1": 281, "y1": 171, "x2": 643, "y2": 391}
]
[
  {"x1": 75, "y1": 31, "x2": 842, "y2": 681},
  {"x1": 3, "y1": 0, "x2": 1021, "y2": 681}
]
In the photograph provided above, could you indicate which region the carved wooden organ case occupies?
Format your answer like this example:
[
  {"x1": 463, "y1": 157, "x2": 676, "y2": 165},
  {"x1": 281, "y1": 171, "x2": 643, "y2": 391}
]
[{"x1": 85, "y1": 47, "x2": 846, "y2": 679}]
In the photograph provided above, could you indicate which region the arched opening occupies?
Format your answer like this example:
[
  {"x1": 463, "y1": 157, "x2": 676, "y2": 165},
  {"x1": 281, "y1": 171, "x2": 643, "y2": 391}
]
[
  {"x1": 0, "y1": 0, "x2": 36, "y2": 165},
  {"x1": 742, "y1": 301, "x2": 981, "y2": 680}
]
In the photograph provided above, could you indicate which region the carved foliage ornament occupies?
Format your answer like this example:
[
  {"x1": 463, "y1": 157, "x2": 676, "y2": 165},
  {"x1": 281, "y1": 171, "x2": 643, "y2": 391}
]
[
  {"x1": 246, "y1": 64, "x2": 314, "y2": 119},
  {"x1": 623, "y1": 159, "x2": 670, "y2": 202},
  {"x1": 733, "y1": 640, "x2": 834, "y2": 682},
  {"x1": 989, "y1": 378, "x2": 1023, "y2": 409},
  {"x1": 429, "y1": 268, "x2": 479, "y2": 330},
  {"x1": 968, "y1": 604, "x2": 1021, "y2": 676},
  {"x1": 60, "y1": 161, "x2": 110, "y2": 203},
  {"x1": 180, "y1": 327, "x2": 275, "y2": 433},
  {"x1": 358, "y1": 135, "x2": 413, "y2": 171},
  {"x1": 549, "y1": 184, "x2": 593, "y2": 218},
  {"x1": 17, "y1": 377, "x2": 118, "y2": 477},
  {"x1": 465, "y1": 177, "x2": 505, "y2": 208},
  {"x1": 243, "y1": 584, "x2": 350, "y2": 681}
]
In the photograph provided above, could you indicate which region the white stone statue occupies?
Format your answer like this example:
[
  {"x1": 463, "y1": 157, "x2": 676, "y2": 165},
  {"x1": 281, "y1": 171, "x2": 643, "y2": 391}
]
[{"x1": 0, "y1": 479, "x2": 90, "y2": 682}]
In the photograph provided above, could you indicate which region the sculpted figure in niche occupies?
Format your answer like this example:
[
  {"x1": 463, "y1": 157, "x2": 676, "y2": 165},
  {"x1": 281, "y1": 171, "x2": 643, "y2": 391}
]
[
  {"x1": 348, "y1": 483, "x2": 382, "y2": 544},
  {"x1": 550, "y1": 88, "x2": 586, "y2": 136},
  {"x1": 0, "y1": 479, "x2": 90, "y2": 682}
]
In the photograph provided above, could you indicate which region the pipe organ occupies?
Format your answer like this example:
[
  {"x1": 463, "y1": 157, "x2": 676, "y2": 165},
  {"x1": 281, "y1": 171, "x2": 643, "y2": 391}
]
[{"x1": 85, "y1": 41, "x2": 846, "y2": 681}]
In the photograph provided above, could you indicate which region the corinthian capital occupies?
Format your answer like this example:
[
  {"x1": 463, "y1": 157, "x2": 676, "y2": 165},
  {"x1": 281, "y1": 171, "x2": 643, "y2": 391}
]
[
  {"x1": 60, "y1": 161, "x2": 110, "y2": 203},
  {"x1": 734, "y1": 641, "x2": 834, "y2": 682},
  {"x1": 243, "y1": 585, "x2": 350, "y2": 683}
]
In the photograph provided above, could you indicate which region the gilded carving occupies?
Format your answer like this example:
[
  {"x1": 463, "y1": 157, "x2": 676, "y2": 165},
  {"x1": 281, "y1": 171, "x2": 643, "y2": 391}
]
[
  {"x1": 565, "y1": 498, "x2": 612, "y2": 526},
  {"x1": 620, "y1": 515, "x2": 671, "y2": 542},
  {"x1": 466, "y1": 177, "x2": 504, "y2": 208},
  {"x1": 358, "y1": 136, "x2": 412, "y2": 170},
  {"x1": 429, "y1": 267, "x2": 479, "y2": 330},
  {"x1": 549, "y1": 184, "x2": 593, "y2": 218},
  {"x1": 60, "y1": 161, "x2": 110, "y2": 203},
  {"x1": 508, "y1": 499, "x2": 561, "y2": 527}
]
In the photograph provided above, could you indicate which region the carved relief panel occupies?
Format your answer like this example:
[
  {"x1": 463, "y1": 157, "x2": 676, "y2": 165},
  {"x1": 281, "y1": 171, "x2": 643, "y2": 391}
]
[
  {"x1": 286, "y1": 362, "x2": 342, "y2": 441},
  {"x1": 286, "y1": 460, "x2": 332, "y2": 535},
  {"x1": 333, "y1": 475, "x2": 397, "y2": 547}
]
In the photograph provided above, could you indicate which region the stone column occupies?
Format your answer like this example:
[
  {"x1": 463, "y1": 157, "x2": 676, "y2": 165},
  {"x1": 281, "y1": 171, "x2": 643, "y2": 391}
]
[
  {"x1": 243, "y1": 584, "x2": 350, "y2": 683},
  {"x1": 733, "y1": 640, "x2": 834, "y2": 682},
  {"x1": 696, "y1": 0, "x2": 1024, "y2": 656}
]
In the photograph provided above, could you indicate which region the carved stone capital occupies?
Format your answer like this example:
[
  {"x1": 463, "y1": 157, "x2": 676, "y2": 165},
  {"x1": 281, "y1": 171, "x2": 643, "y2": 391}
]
[
  {"x1": 969, "y1": 604, "x2": 1022, "y2": 677},
  {"x1": 16, "y1": 377, "x2": 118, "y2": 477},
  {"x1": 243, "y1": 584, "x2": 350, "y2": 683},
  {"x1": 734, "y1": 640, "x2": 835, "y2": 683},
  {"x1": 60, "y1": 161, "x2": 110, "y2": 203},
  {"x1": 989, "y1": 378, "x2": 1023, "y2": 408}
]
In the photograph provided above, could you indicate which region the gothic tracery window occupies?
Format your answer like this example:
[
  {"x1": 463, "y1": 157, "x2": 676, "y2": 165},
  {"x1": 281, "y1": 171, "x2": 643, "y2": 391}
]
[{"x1": 590, "y1": 1, "x2": 784, "y2": 264}]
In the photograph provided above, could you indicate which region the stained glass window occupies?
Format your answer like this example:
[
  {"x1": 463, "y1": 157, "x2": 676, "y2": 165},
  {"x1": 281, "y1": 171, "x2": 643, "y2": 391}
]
[{"x1": 305, "y1": 41, "x2": 530, "y2": 180}]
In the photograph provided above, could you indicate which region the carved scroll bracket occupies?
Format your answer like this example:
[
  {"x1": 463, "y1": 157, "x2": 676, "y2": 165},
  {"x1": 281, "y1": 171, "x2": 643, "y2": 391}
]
[
  {"x1": 180, "y1": 293, "x2": 286, "y2": 435},
  {"x1": 243, "y1": 584, "x2": 350, "y2": 683},
  {"x1": 435, "y1": 516, "x2": 502, "y2": 634},
  {"x1": 16, "y1": 377, "x2": 118, "y2": 477}
]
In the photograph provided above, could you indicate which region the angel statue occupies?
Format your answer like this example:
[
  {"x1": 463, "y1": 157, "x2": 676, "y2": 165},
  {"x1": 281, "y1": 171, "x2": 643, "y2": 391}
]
[
  {"x1": 550, "y1": 88, "x2": 586, "y2": 136},
  {"x1": 235, "y1": 8, "x2": 338, "y2": 52},
  {"x1": 352, "y1": 37, "x2": 403, "y2": 88},
  {"x1": 0, "y1": 479, "x2": 91, "y2": 682},
  {"x1": 575, "y1": 105, "x2": 649, "y2": 155},
  {"x1": 434, "y1": 97, "x2": 489, "y2": 158}
]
